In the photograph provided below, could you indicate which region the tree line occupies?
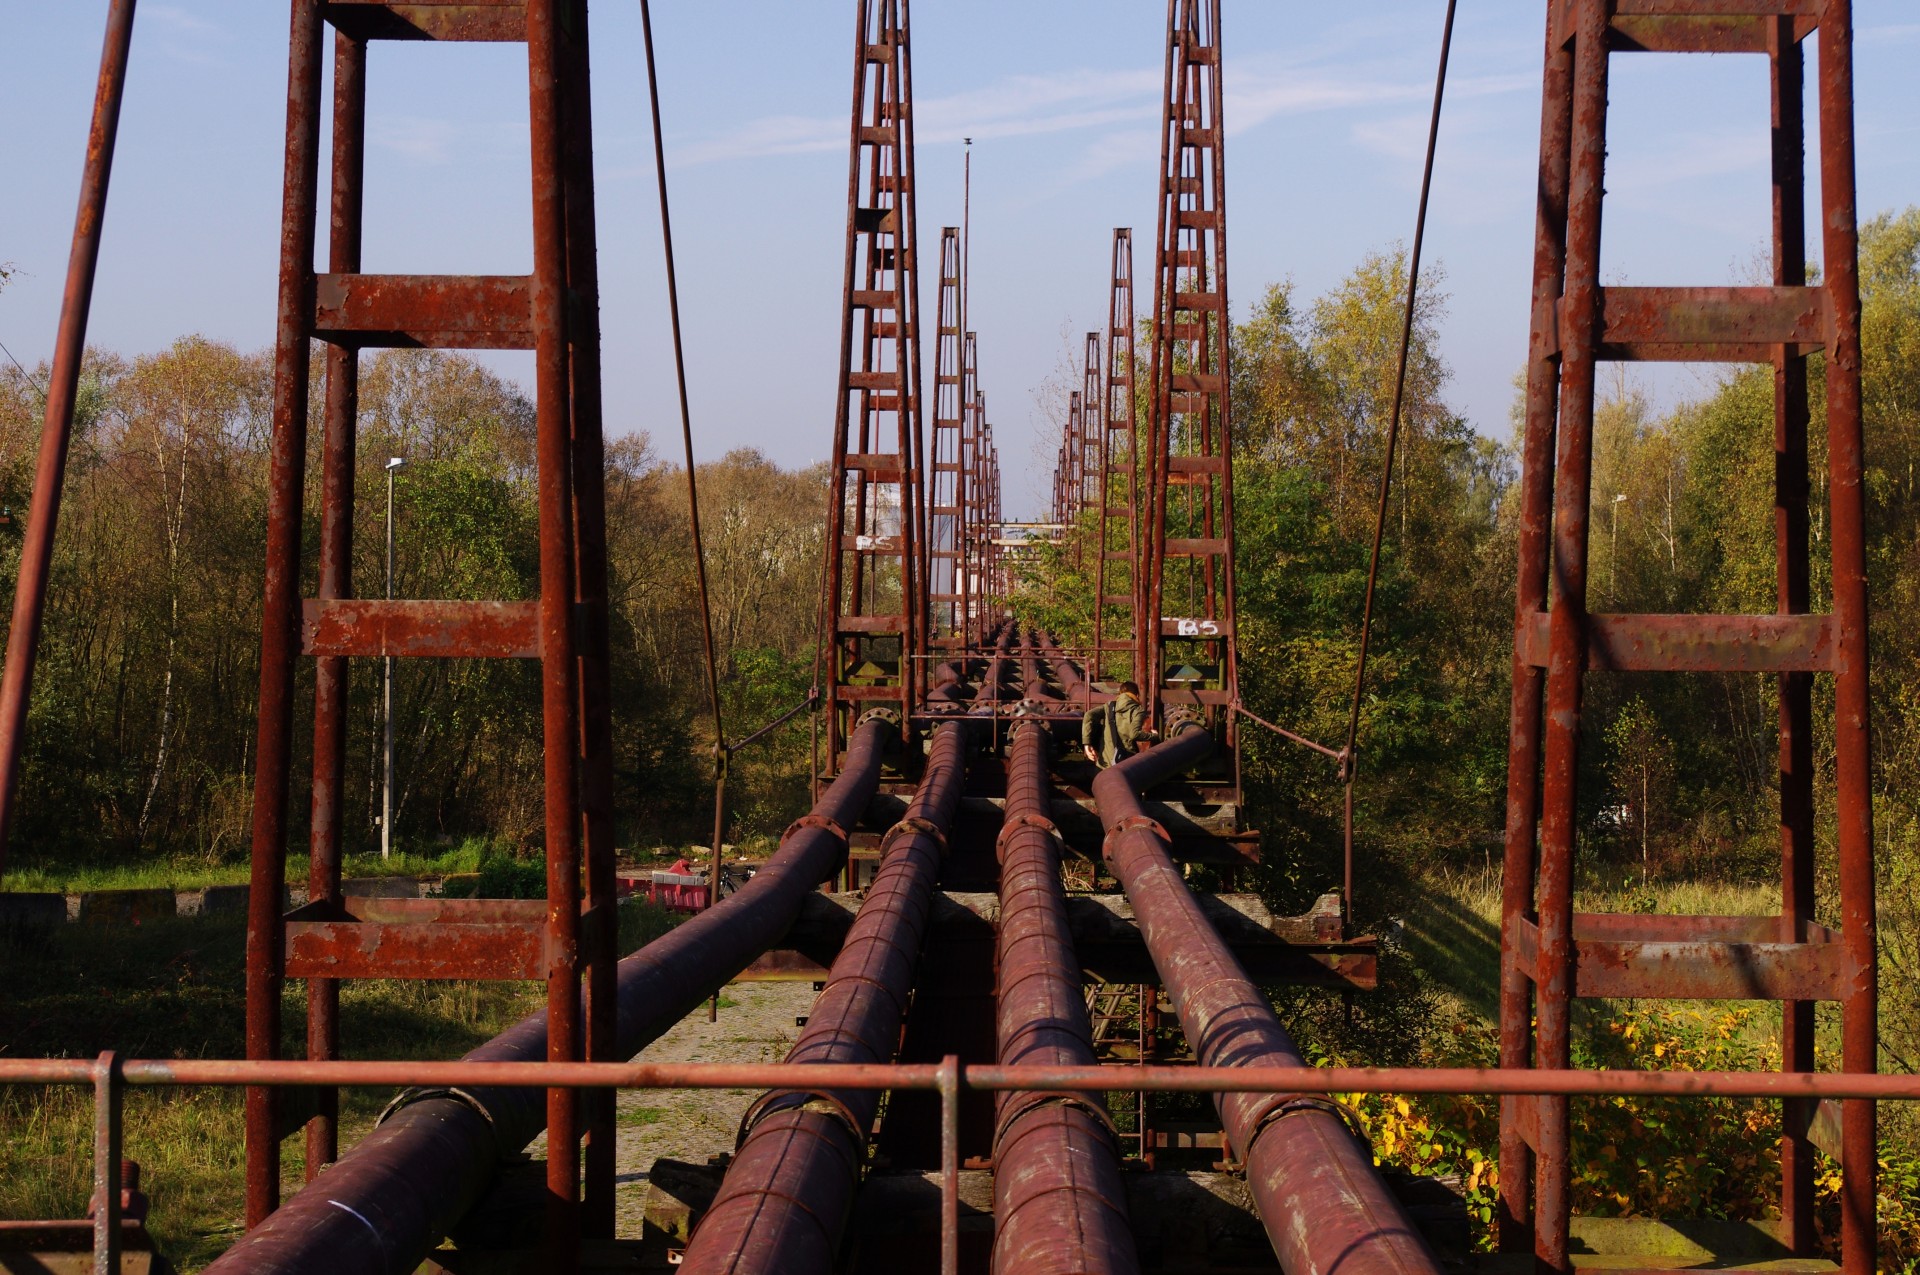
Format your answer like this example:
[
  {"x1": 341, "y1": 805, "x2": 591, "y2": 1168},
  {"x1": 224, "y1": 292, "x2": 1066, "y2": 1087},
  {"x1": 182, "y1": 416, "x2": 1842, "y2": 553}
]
[
  {"x1": 3, "y1": 215, "x2": 1918, "y2": 981},
  {"x1": 0, "y1": 343, "x2": 824, "y2": 867}
]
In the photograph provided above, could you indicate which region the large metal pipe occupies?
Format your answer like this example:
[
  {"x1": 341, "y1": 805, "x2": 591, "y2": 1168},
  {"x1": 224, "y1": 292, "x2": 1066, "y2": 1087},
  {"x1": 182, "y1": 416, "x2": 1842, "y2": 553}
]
[
  {"x1": 680, "y1": 718, "x2": 973, "y2": 1274},
  {"x1": 1019, "y1": 630, "x2": 1062, "y2": 703},
  {"x1": 206, "y1": 719, "x2": 894, "y2": 1275},
  {"x1": 974, "y1": 621, "x2": 1018, "y2": 704},
  {"x1": 1037, "y1": 630, "x2": 1106, "y2": 717},
  {"x1": 993, "y1": 721, "x2": 1138, "y2": 1275},
  {"x1": 1093, "y1": 726, "x2": 1441, "y2": 1275}
]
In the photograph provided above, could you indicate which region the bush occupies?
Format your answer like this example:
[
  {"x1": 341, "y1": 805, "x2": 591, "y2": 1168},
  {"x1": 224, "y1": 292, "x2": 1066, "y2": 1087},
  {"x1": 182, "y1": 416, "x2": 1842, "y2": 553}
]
[{"x1": 1325, "y1": 1005, "x2": 1920, "y2": 1267}]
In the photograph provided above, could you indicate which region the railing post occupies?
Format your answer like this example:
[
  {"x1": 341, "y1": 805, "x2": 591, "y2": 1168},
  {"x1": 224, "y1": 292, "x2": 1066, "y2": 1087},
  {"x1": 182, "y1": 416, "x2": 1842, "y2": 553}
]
[
  {"x1": 92, "y1": 1050, "x2": 122, "y2": 1275},
  {"x1": 938, "y1": 1054, "x2": 960, "y2": 1275}
]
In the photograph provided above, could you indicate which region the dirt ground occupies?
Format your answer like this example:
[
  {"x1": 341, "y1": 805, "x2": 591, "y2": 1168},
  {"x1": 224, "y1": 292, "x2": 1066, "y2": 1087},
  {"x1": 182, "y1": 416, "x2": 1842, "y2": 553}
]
[{"x1": 523, "y1": 979, "x2": 819, "y2": 1236}]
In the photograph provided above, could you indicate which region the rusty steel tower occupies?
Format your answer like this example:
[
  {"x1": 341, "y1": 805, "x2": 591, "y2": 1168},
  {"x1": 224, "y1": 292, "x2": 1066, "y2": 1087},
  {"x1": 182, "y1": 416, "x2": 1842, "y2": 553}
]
[
  {"x1": 1142, "y1": 0, "x2": 1237, "y2": 733},
  {"x1": 238, "y1": 0, "x2": 623, "y2": 1252},
  {"x1": 1093, "y1": 228, "x2": 1142, "y2": 684},
  {"x1": 1498, "y1": 4, "x2": 1878, "y2": 1273},
  {"x1": 928, "y1": 227, "x2": 966, "y2": 647},
  {"x1": 821, "y1": 0, "x2": 926, "y2": 772}
]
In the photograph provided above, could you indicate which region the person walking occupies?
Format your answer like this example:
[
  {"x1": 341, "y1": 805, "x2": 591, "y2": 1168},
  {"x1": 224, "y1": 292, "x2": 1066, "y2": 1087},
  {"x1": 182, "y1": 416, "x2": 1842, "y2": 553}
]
[{"x1": 1082, "y1": 680, "x2": 1149, "y2": 768}]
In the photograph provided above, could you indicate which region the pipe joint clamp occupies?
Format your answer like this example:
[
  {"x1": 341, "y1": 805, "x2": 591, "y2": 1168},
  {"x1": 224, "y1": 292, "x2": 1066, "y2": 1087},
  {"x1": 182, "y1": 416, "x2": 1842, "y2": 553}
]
[{"x1": 735, "y1": 1087, "x2": 868, "y2": 1153}]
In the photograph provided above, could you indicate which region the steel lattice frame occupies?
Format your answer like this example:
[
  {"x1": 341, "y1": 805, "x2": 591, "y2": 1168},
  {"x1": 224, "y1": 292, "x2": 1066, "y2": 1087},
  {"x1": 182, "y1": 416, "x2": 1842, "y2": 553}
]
[
  {"x1": 960, "y1": 333, "x2": 982, "y2": 643},
  {"x1": 1093, "y1": 228, "x2": 1141, "y2": 684},
  {"x1": 1081, "y1": 330, "x2": 1104, "y2": 538},
  {"x1": 1498, "y1": 4, "x2": 1876, "y2": 1272},
  {"x1": 823, "y1": 0, "x2": 925, "y2": 770},
  {"x1": 239, "y1": 0, "x2": 622, "y2": 1254},
  {"x1": 928, "y1": 228, "x2": 965, "y2": 646},
  {"x1": 1143, "y1": 0, "x2": 1237, "y2": 731}
]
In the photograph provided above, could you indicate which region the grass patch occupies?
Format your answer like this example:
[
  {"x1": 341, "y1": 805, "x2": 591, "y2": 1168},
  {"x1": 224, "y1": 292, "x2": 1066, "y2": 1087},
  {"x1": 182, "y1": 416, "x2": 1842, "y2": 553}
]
[
  {"x1": 0, "y1": 896, "x2": 684, "y2": 1270},
  {"x1": 1, "y1": 838, "x2": 513, "y2": 894},
  {"x1": 620, "y1": 1106, "x2": 668, "y2": 1128}
]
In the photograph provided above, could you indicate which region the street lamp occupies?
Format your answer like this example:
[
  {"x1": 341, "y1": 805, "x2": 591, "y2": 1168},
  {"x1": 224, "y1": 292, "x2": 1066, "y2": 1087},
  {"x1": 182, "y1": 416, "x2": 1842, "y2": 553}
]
[
  {"x1": 1610, "y1": 492, "x2": 1628, "y2": 603},
  {"x1": 383, "y1": 456, "x2": 406, "y2": 859}
]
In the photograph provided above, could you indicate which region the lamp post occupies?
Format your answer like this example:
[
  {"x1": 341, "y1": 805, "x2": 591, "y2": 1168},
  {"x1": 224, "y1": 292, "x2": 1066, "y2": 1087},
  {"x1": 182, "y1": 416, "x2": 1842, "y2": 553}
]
[
  {"x1": 382, "y1": 456, "x2": 405, "y2": 859},
  {"x1": 1610, "y1": 492, "x2": 1627, "y2": 603}
]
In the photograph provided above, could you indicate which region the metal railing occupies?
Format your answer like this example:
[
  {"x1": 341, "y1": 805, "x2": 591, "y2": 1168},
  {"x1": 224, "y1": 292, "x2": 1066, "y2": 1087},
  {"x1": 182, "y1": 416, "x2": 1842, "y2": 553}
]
[{"x1": 7, "y1": 1054, "x2": 1914, "y2": 1275}]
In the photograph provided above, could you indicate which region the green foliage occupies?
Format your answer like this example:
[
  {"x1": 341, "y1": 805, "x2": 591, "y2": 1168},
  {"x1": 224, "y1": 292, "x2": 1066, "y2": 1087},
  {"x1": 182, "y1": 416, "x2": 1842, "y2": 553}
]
[{"x1": 1334, "y1": 1003, "x2": 1920, "y2": 1267}]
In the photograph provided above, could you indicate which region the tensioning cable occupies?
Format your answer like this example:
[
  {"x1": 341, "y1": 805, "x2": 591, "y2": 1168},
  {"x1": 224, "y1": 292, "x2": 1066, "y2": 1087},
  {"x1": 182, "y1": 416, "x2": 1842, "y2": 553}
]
[{"x1": 1339, "y1": 0, "x2": 1459, "y2": 922}]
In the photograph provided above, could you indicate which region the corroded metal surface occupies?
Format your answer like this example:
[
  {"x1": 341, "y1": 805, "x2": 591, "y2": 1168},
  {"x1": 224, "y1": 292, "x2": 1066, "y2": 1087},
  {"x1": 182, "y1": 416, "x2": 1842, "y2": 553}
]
[
  {"x1": 1095, "y1": 727, "x2": 1441, "y2": 1275},
  {"x1": 992, "y1": 720, "x2": 1138, "y2": 1274},
  {"x1": 680, "y1": 720, "x2": 971, "y2": 1274},
  {"x1": 203, "y1": 719, "x2": 891, "y2": 1275}
]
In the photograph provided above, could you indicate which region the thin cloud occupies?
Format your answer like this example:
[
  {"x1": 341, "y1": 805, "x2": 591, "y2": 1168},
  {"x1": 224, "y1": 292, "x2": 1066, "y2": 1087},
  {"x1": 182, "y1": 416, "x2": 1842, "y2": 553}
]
[
  {"x1": 148, "y1": 3, "x2": 229, "y2": 66},
  {"x1": 674, "y1": 67, "x2": 1160, "y2": 166},
  {"x1": 371, "y1": 117, "x2": 460, "y2": 165}
]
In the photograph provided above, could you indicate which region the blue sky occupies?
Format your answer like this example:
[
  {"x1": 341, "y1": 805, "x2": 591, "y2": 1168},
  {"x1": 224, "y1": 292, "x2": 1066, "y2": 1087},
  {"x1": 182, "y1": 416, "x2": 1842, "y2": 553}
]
[{"x1": 5, "y1": 3, "x2": 1919, "y2": 518}]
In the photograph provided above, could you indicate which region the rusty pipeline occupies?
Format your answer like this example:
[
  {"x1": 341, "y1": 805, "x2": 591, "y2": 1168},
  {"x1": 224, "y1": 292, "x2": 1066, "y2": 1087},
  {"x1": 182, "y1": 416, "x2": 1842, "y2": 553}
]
[
  {"x1": 680, "y1": 718, "x2": 974, "y2": 1275},
  {"x1": 1019, "y1": 631, "x2": 1062, "y2": 704},
  {"x1": 974, "y1": 621, "x2": 1017, "y2": 704},
  {"x1": 204, "y1": 719, "x2": 894, "y2": 1275},
  {"x1": 1036, "y1": 630, "x2": 1106, "y2": 716},
  {"x1": 994, "y1": 720, "x2": 1138, "y2": 1275},
  {"x1": 1093, "y1": 726, "x2": 1441, "y2": 1275}
]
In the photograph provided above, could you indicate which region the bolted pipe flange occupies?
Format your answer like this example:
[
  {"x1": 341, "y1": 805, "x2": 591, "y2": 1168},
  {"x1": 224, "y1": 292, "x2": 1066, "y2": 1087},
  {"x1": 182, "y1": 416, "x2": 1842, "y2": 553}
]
[
  {"x1": 1100, "y1": 813, "x2": 1169, "y2": 863},
  {"x1": 994, "y1": 810, "x2": 1064, "y2": 862},
  {"x1": 1162, "y1": 706, "x2": 1207, "y2": 737},
  {"x1": 878, "y1": 814, "x2": 947, "y2": 860},
  {"x1": 855, "y1": 707, "x2": 902, "y2": 733},
  {"x1": 783, "y1": 812, "x2": 850, "y2": 846}
]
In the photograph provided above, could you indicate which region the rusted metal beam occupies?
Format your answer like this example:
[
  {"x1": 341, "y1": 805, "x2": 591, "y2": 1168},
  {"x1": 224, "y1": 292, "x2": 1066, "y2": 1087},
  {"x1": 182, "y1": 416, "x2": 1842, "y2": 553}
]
[
  {"x1": 679, "y1": 718, "x2": 971, "y2": 1275},
  {"x1": 203, "y1": 718, "x2": 893, "y2": 1275},
  {"x1": 993, "y1": 720, "x2": 1138, "y2": 1274},
  {"x1": 1095, "y1": 726, "x2": 1441, "y2": 1275},
  {"x1": 299, "y1": 598, "x2": 540, "y2": 659}
]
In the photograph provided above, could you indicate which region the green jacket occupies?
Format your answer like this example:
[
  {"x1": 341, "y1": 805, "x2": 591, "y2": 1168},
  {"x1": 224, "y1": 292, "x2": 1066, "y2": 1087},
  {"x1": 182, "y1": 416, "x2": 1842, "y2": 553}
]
[{"x1": 1082, "y1": 693, "x2": 1146, "y2": 767}]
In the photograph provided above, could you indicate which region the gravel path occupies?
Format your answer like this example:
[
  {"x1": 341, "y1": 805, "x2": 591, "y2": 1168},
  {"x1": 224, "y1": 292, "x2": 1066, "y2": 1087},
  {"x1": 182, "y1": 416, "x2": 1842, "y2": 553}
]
[{"x1": 603, "y1": 980, "x2": 818, "y2": 1234}]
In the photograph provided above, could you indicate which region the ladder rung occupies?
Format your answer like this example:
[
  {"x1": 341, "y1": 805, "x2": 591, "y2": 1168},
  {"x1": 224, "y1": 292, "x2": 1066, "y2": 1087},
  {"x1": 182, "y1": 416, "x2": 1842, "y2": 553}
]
[
  {"x1": 1579, "y1": 285, "x2": 1830, "y2": 363},
  {"x1": 844, "y1": 457, "x2": 903, "y2": 483},
  {"x1": 284, "y1": 896, "x2": 583, "y2": 980},
  {"x1": 1171, "y1": 372, "x2": 1223, "y2": 393},
  {"x1": 1173, "y1": 290, "x2": 1224, "y2": 313},
  {"x1": 1167, "y1": 455, "x2": 1226, "y2": 474},
  {"x1": 836, "y1": 615, "x2": 903, "y2": 634},
  {"x1": 1520, "y1": 611, "x2": 1835, "y2": 673},
  {"x1": 324, "y1": 1, "x2": 525, "y2": 43},
  {"x1": 314, "y1": 273, "x2": 533, "y2": 350},
  {"x1": 849, "y1": 370, "x2": 902, "y2": 391},
  {"x1": 1576, "y1": 4, "x2": 1820, "y2": 56},
  {"x1": 852, "y1": 289, "x2": 897, "y2": 309},
  {"x1": 1159, "y1": 616, "x2": 1232, "y2": 637},
  {"x1": 1178, "y1": 128, "x2": 1219, "y2": 148},
  {"x1": 842, "y1": 533, "x2": 904, "y2": 553},
  {"x1": 301, "y1": 598, "x2": 540, "y2": 659}
]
